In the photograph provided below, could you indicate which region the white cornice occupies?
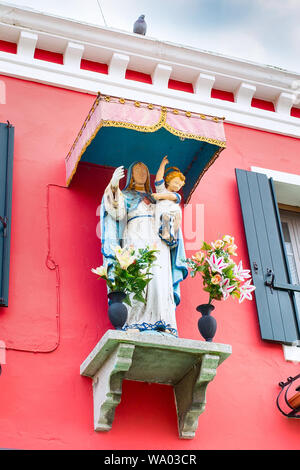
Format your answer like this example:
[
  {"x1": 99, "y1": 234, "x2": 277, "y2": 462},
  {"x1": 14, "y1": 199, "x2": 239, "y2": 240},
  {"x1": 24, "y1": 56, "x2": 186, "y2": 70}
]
[{"x1": 0, "y1": 2, "x2": 300, "y2": 138}]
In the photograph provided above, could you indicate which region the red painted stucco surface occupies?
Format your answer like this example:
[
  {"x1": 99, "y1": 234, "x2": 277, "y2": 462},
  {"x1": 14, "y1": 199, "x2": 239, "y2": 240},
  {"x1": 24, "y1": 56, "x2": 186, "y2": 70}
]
[{"x1": 0, "y1": 74, "x2": 299, "y2": 450}]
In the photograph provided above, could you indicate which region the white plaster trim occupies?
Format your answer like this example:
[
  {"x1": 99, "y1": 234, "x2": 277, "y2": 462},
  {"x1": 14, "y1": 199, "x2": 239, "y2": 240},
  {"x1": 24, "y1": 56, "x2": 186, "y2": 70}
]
[
  {"x1": 251, "y1": 166, "x2": 300, "y2": 206},
  {"x1": 17, "y1": 30, "x2": 37, "y2": 60},
  {"x1": 0, "y1": 4, "x2": 300, "y2": 137},
  {"x1": 63, "y1": 41, "x2": 84, "y2": 70},
  {"x1": 152, "y1": 64, "x2": 172, "y2": 89},
  {"x1": 0, "y1": 4, "x2": 299, "y2": 90},
  {"x1": 0, "y1": 48, "x2": 300, "y2": 138},
  {"x1": 234, "y1": 83, "x2": 256, "y2": 108},
  {"x1": 251, "y1": 167, "x2": 300, "y2": 186},
  {"x1": 0, "y1": 79, "x2": 6, "y2": 104},
  {"x1": 275, "y1": 92, "x2": 295, "y2": 115},
  {"x1": 282, "y1": 344, "x2": 300, "y2": 363},
  {"x1": 193, "y1": 73, "x2": 215, "y2": 99},
  {"x1": 109, "y1": 53, "x2": 129, "y2": 79}
]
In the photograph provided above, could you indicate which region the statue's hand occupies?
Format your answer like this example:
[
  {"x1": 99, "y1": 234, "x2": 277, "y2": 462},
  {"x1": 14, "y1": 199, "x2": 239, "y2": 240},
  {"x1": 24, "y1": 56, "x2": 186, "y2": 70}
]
[
  {"x1": 111, "y1": 166, "x2": 125, "y2": 188},
  {"x1": 161, "y1": 155, "x2": 169, "y2": 166}
]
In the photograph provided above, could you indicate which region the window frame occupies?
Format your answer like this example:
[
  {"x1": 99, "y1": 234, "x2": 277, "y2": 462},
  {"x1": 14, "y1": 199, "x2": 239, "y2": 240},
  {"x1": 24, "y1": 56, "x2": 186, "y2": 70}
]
[{"x1": 279, "y1": 210, "x2": 300, "y2": 283}]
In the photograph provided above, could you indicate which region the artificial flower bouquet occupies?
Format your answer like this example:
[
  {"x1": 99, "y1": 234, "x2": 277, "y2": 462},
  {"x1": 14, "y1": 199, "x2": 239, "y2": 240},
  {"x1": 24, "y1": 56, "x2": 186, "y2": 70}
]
[
  {"x1": 186, "y1": 235, "x2": 255, "y2": 304},
  {"x1": 92, "y1": 244, "x2": 158, "y2": 306}
]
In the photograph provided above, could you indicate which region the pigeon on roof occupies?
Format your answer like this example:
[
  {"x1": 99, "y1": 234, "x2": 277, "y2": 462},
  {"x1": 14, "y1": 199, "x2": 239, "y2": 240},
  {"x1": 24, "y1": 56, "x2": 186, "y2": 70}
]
[{"x1": 133, "y1": 15, "x2": 147, "y2": 35}]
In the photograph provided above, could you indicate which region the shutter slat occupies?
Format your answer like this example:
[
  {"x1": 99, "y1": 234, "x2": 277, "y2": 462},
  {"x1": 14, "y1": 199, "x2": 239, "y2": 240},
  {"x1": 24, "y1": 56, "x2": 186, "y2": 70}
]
[
  {"x1": 0, "y1": 122, "x2": 14, "y2": 307},
  {"x1": 236, "y1": 168, "x2": 300, "y2": 344},
  {"x1": 0, "y1": 124, "x2": 8, "y2": 305},
  {"x1": 250, "y1": 172, "x2": 288, "y2": 341},
  {"x1": 235, "y1": 169, "x2": 274, "y2": 340}
]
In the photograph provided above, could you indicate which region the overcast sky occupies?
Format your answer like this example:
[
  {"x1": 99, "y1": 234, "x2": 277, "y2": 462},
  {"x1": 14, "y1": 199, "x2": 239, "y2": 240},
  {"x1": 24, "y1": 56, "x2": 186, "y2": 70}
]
[{"x1": 2, "y1": 0, "x2": 300, "y2": 74}]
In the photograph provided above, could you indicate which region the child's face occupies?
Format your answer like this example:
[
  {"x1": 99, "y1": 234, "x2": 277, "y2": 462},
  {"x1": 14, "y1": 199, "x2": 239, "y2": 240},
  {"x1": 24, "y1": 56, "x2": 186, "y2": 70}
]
[{"x1": 167, "y1": 176, "x2": 184, "y2": 192}]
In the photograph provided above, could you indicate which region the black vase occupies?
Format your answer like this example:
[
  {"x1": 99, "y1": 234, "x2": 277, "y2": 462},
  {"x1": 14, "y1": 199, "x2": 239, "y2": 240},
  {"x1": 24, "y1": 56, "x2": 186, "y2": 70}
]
[
  {"x1": 107, "y1": 291, "x2": 128, "y2": 330},
  {"x1": 196, "y1": 303, "x2": 217, "y2": 342}
]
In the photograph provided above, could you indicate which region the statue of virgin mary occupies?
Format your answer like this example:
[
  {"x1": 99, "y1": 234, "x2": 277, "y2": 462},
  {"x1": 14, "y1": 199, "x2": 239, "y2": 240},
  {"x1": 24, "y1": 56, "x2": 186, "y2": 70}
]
[{"x1": 100, "y1": 161, "x2": 187, "y2": 336}]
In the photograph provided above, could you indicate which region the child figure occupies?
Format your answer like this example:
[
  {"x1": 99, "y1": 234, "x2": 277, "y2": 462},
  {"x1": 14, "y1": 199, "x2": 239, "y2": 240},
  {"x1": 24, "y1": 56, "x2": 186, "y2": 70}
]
[{"x1": 152, "y1": 156, "x2": 185, "y2": 248}]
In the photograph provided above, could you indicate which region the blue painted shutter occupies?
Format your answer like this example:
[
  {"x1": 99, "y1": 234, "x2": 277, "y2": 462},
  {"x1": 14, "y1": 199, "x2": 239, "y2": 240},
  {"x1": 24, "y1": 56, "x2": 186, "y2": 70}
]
[
  {"x1": 0, "y1": 122, "x2": 14, "y2": 307},
  {"x1": 236, "y1": 168, "x2": 300, "y2": 344}
]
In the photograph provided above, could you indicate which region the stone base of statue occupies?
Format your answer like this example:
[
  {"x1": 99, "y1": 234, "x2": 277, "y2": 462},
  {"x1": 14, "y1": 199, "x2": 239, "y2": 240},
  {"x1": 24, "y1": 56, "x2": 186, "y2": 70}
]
[{"x1": 80, "y1": 329, "x2": 231, "y2": 439}]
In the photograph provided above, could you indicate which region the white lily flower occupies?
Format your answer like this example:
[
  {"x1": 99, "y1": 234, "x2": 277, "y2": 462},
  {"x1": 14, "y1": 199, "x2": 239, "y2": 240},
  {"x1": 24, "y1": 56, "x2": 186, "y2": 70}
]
[
  {"x1": 91, "y1": 266, "x2": 107, "y2": 277},
  {"x1": 239, "y1": 280, "x2": 256, "y2": 303},
  {"x1": 116, "y1": 249, "x2": 136, "y2": 269},
  {"x1": 211, "y1": 239, "x2": 224, "y2": 250},
  {"x1": 223, "y1": 235, "x2": 235, "y2": 244},
  {"x1": 112, "y1": 244, "x2": 122, "y2": 254}
]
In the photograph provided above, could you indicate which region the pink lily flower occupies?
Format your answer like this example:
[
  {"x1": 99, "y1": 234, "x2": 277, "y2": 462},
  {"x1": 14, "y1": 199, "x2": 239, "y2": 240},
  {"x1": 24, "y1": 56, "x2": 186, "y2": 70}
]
[
  {"x1": 206, "y1": 253, "x2": 229, "y2": 274},
  {"x1": 233, "y1": 261, "x2": 251, "y2": 281},
  {"x1": 239, "y1": 280, "x2": 256, "y2": 303},
  {"x1": 220, "y1": 277, "x2": 236, "y2": 300}
]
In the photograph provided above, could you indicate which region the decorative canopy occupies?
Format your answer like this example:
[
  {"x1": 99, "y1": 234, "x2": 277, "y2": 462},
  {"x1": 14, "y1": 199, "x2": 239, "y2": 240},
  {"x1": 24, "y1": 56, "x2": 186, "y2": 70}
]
[{"x1": 65, "y1": 93, "x2": 226, "y2": 202}]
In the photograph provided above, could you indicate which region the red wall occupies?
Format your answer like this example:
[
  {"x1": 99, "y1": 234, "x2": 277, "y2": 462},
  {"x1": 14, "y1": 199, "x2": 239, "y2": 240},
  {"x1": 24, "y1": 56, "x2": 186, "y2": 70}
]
[{"x1": 0, "y1": 74, "x2": 299, "y2": 450}]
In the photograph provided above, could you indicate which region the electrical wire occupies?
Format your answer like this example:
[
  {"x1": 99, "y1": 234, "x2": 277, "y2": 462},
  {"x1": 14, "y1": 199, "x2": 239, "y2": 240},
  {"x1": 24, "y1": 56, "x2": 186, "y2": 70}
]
[
  {"x1": 96, "y1": 0, "x2": 107, "y2": 26},
  {"x1": 4, "y1": 183, "x2": 66, "y2": 354}
]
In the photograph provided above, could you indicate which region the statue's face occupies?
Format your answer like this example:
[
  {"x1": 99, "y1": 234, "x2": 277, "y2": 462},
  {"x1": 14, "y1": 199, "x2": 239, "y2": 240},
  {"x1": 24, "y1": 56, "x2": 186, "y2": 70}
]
[
  {"x1": 132, "y1": 163, "x2": 148, "y2": 185},
  {"x1": 167, "y1": 176, "x2": 184, "y2": 192}
]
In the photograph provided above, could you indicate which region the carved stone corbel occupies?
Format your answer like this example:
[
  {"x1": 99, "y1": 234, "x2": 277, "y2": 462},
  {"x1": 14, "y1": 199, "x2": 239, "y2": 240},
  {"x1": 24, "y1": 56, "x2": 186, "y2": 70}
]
[
  {"x1": 174, "y1": 353, "x2": 220, "y2": 439},
  {"x1": 80, "y1": 330, "x2": 231, "y2": 438},
  {"x1": 92, "y1": 343, "x2": 135, "y2": 431}
]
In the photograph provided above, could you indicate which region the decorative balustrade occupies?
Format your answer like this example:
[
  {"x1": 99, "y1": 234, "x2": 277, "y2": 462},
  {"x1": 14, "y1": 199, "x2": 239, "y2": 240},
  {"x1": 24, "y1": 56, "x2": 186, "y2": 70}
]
[{"x1": 0, "y1": 4, "x2": 299, "y2": 136}]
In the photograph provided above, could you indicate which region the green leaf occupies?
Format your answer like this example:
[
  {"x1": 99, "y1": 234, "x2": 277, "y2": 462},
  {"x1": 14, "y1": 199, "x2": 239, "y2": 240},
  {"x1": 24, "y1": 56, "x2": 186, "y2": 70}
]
[
  {"x1": 133, "y1": 292, "x2": 146, "y2": 304},
  {"x1": 197, "y1": 265, "x2": 205, "y2": 272},
  {"x1": 123, "y1": 294, "x2": 132, "y2": 306},
  {"x1": 202, "y1": 241, "x2": 212, "y2": 251}
]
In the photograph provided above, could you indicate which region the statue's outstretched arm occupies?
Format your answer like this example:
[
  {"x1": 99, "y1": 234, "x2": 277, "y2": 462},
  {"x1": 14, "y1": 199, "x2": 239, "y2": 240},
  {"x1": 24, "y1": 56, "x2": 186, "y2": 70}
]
[
  {"x1": 104, "y1": 166, "x2": 126, "y2": 220},
  {"x1": 155, "y1": 156, "x2": 168, "y2": 182},
  {"x1": 111, "y1": 166, "x2": 125, "y2": 191}
]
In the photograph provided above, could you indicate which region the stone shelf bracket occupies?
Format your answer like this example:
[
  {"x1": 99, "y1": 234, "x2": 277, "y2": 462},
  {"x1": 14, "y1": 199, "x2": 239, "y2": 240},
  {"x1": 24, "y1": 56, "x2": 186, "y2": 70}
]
[{"x1": 80, "y1": 330, "x2": 232, "y2": 439}]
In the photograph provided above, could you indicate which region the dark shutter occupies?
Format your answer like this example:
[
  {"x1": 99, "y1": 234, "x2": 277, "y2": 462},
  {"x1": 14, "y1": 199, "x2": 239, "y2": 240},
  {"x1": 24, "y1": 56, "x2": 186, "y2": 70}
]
[
  {"x1": 236, "y1": 168, "x2": 300, "y2": 344},
  {"x1": 0, "y1": 122, "x2": 14, "y2": 307}
]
